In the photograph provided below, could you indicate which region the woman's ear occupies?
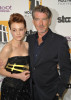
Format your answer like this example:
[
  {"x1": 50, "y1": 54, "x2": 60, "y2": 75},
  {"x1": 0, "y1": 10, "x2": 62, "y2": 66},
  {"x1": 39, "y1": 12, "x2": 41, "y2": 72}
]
[{"x1": 25, "y1": 28, "x2": 27, "y2": 33}]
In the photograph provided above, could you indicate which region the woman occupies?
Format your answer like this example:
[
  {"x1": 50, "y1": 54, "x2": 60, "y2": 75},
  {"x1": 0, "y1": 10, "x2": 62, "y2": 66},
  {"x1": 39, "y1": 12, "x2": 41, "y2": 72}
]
[{"x1": 0, "y1": 13, "x2": 31, "y2": 100}]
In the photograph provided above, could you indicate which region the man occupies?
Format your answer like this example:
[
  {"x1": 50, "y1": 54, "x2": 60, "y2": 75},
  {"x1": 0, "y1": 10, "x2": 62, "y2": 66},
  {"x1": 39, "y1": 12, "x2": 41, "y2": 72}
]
[{"x1": 27, "y1": 5, "x2": 71, "y2": 100}]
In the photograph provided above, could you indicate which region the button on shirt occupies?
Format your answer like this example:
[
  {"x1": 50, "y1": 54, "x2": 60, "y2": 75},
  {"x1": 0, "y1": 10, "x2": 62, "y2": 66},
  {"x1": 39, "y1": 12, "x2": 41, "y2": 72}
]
[{"x1": 34, "y1": 30, "x2": 49, "y2": 64}]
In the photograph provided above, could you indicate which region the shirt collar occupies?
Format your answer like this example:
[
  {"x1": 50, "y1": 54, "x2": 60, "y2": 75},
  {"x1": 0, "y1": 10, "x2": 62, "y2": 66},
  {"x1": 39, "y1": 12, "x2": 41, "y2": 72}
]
[{"x1": 35, "y1": 29, "x2": 50, "y2": 41}]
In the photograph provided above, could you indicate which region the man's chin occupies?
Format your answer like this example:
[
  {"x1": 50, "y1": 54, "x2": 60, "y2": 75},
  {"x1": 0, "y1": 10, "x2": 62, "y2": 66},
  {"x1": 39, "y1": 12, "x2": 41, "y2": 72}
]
[{"x1": 38, "y1": 30, "x2": 47, "y2": 34}]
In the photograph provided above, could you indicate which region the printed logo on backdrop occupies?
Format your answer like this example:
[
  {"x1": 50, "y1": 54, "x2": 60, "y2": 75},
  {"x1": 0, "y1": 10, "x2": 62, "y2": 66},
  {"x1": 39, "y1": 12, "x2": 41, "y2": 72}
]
[
  {"x1": 66, "y1": 36, "x2": 71, "y2": 41},
  {"x1": 57, "y1": 16, "x2": 71, "y2": 23},
  {"x1": 0, "y1": 5, "x2": 12, "y2": 12},
  {"x1": 58, "y1": 0, "x2": 71, "y2": 5},
  {"x1": 0, "y1": 21, "x2": 9, "y2": 44},
  {"x1": 66, "y1": 36, "x2": 71, "y2": 54},
  {"x1": 25, "y1": 0, "x2": 42, "y2": 15},
  {"x1": 24, "y1": 0, "x2": 42, "y2": 36},
  {"x1": 57, "y1": 16, "x2": 71, "y2": 55}
]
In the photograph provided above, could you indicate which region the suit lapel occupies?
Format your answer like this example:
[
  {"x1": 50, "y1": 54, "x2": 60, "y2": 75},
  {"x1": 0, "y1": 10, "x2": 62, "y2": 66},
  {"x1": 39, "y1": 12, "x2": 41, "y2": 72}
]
[
  {"x1": 30, "y1": 29, "x2": 53, "y2": 67},
  {"x1": 29, "y1": 36, "x2": 36, "y2": 67}
]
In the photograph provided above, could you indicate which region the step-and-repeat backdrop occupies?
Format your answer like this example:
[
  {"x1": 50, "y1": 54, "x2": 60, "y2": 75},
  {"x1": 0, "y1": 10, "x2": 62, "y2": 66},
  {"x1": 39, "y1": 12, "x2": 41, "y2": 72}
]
[{"x1": 0, "y1": 0, "x2": 71, "y2": 99}]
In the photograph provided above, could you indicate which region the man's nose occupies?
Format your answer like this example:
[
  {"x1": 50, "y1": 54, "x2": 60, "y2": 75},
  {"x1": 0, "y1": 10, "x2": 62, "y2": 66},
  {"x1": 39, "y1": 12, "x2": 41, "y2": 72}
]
[{"x1": 39, "y1": 20, "x2": 43, "y2": 25}]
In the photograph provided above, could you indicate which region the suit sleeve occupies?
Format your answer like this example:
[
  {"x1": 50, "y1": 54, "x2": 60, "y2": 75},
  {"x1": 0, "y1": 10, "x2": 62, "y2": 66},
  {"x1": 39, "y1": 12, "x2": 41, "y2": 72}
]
[
  {"x1": 26, "y1": 35, "x2": 29, "y2": 42},
  {"x1": 57, "y1": 37, "x2": 71, "y2": 97},
  {"x1": 26, "y1": 35, "x2": 32, "y2": 43}
]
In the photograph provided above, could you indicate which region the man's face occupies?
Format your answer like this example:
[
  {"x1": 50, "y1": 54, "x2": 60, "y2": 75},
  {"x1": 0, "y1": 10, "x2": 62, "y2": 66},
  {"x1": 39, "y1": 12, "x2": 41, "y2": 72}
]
[{"x1": 33, "y1": 12, "x2": 51, "y2": 34}]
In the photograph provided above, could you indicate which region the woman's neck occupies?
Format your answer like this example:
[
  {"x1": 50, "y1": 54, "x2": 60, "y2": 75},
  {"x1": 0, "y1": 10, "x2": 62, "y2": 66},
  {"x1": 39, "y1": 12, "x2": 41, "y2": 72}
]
[{"x1": 11, "y1": 39, "x2": 23, "y2": 47}]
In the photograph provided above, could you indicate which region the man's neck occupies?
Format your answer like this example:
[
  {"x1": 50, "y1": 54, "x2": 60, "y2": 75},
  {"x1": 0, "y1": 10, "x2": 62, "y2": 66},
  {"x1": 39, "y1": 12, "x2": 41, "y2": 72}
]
[{"x1": 38, "y1": 30, "x2": 48, "y2": 38}]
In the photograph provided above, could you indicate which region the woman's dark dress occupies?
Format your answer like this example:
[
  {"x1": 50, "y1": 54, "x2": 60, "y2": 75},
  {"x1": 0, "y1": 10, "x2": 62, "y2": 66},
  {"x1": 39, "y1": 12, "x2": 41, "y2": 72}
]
[{"x1": 1, "y1": 56, "x2": 31, "y2": 100}]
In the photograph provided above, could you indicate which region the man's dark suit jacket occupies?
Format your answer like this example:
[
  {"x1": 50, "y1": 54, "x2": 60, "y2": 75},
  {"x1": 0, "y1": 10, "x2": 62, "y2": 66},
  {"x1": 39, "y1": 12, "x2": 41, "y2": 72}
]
[{"x1": 27, "y1": 29, "x2": 71, "y2": 100}]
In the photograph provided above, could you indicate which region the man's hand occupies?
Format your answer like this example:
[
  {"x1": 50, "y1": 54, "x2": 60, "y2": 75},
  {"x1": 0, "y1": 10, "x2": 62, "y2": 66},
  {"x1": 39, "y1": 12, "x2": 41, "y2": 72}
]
[
  {"x1": 56, "y1": 93, "x2": 59, "y2": 96},
  {"x1": 12, "y1": 71, "x2": 30, "y2": 81}
]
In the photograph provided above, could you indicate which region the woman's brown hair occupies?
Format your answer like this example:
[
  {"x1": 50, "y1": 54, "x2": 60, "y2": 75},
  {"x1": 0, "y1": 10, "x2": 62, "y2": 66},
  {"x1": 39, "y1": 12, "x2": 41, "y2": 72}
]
[{"x1": 8, "y1": 13, "x2": 26, "y2": 29}]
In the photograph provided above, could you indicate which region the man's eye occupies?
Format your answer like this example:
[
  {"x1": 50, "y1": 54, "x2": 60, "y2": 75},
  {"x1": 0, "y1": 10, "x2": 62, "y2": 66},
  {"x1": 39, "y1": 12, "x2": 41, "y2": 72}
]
[
  {"x1": 35, "y1": 18, "x2": 39, "y2": 21},
  {"x1": 43, "y1": 18, "x2": 48, "y2": 20}
]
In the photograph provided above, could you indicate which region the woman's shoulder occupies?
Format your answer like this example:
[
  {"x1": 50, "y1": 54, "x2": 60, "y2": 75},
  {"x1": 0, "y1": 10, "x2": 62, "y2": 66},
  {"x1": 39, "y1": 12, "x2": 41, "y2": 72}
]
[{"x1": 1, "y1": 41, "x2": 12, "y2": 54}]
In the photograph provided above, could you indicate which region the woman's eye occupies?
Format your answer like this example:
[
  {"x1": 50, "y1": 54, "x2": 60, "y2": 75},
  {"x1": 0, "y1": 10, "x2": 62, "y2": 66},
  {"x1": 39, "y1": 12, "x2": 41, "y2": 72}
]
[
  {"x1": 20, "y1": 29, "x2": 24, "y2": 31},
  {"x1": 12, "y1": 30, "x2": 16, "y2": 32}
]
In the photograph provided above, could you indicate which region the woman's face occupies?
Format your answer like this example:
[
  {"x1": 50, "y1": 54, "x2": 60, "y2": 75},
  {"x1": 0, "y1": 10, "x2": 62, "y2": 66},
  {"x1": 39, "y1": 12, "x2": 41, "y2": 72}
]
[{"x1": 10, "y1": 22, "x2": 26, "y2": 41}]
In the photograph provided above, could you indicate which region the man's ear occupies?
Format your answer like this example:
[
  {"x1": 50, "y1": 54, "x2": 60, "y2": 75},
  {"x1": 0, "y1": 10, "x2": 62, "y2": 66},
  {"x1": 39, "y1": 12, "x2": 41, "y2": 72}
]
[{"x1": 49, "y1": 18, "x2": 52, "y2": 26}]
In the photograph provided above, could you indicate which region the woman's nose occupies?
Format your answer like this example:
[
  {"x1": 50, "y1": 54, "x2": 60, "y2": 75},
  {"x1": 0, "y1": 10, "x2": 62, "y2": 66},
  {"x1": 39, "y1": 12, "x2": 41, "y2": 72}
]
[{"x1": 17, "y1": 31, "x2": 20, "y2": 35}]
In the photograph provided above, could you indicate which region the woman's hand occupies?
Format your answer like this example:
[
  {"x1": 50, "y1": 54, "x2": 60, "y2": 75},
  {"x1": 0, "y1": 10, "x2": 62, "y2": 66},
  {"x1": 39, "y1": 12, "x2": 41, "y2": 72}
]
[{"x1": 12, "y1": 71, "x2": 30, "y2": 81}]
